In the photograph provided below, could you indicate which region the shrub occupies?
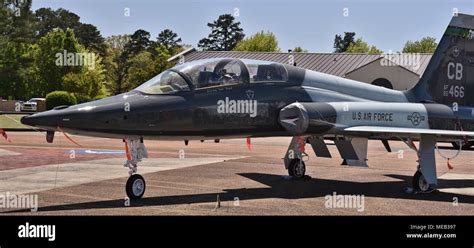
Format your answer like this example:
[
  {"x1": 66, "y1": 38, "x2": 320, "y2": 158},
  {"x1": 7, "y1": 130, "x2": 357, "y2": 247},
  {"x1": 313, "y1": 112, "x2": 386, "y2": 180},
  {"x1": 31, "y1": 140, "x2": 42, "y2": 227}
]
[
  {"x1": 45, "y1": 91, "x2": 77, "y2": 110},
  {"x1": 92, "y1": 95, "x2": 107, "y2": 101},
  {"x1": 74, "y1": 94, "x2": 92, "y2": 104}
]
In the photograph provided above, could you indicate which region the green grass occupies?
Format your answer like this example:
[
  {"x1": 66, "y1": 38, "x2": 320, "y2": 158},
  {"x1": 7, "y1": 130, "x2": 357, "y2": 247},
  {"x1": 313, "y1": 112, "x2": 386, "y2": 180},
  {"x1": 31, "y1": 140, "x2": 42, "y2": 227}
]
[{"x1": 0, "y1": 115, "x2": 31, "y2": 129}]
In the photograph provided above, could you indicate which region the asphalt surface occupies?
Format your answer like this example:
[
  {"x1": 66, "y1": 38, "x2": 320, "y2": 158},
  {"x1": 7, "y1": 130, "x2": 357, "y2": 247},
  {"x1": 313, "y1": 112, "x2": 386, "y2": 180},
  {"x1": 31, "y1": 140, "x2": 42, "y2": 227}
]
[{"x1": 0, "y1": 132, "x2": 473, "y2": 215}]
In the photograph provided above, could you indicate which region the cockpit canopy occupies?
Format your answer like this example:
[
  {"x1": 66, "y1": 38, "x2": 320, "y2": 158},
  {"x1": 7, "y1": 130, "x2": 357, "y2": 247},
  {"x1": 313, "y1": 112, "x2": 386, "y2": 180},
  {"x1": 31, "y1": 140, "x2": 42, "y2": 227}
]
[{"x1": 135, "y1": 58, "x2": 301, "y2": 94}]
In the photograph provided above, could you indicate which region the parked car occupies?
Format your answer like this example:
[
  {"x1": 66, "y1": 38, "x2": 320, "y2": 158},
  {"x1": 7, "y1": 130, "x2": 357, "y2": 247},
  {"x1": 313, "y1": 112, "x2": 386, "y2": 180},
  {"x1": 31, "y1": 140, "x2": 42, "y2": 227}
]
[{"x1": 20, "y1": 98, "x2": 46, "y2": 112}]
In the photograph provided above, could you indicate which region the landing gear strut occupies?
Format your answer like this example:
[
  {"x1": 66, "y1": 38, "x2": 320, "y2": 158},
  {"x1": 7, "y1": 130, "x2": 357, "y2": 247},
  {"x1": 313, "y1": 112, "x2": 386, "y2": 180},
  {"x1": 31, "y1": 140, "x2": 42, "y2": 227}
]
[{"x1": 124, "y1": 138, "x2": 148, "y2": 200}]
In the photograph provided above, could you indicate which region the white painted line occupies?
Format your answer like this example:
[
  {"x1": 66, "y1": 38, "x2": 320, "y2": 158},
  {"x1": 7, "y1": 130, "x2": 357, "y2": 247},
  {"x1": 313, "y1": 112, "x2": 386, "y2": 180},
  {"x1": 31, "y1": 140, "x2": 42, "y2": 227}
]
[
  {"x1": 439, "y1": 188, "x2": 474, "y2": 196},
  {"x1": 0, "y1": 156, "x2": 245, "y2": 195},
  {"x1": 0, "y1": 148, "x2": 20, "y2": 157},
  {"x1": 439, "y1": 173, "x2": 474, "y2": 180},
  {"x1": 439, "y1": 173, "x2": 474, "y2": 196},
  {"x1": 0, "y1": 145, "x2": 237, "y2": 157}
]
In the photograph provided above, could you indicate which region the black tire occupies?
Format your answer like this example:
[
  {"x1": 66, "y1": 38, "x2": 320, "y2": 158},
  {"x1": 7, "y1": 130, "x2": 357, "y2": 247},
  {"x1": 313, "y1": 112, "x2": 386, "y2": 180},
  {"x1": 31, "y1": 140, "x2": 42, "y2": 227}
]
[
  {"x1": 451, "y1": 142, "x2": 459, "y2": 150},
  {"x1": 288, "y1": 159, "x2": 306, "y2": 179},
  {"x1": 126, "y1": 174, "x2": 146, "y2": 200},
  {"x1": 412, "y1": 170, "x2": 431, "y2": 193},
  {"x1": 452, "y1": 141, "x2": 473, "y2": 150}
]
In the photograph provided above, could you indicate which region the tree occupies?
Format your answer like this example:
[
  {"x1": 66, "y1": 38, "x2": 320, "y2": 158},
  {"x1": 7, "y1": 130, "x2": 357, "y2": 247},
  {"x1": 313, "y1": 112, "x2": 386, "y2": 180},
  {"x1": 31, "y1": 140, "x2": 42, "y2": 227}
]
[
  {"x1": 334, "y1": 32, "x2": 355, "y2": 53},
  {"x1": 123, "y1": 29, "x2": 151, "y2": 57},
  {"x1": 346, "y1": 38, "x2": 382, "y2": 54},
  {"x1": 104, "y1": 29, "x2": 177, "y2": 95},
  {"x1": 35, "y1": 28, "x2": 105, "y2": 99},
  {"x1": 198, "y1": 14, "x2": 244, "y2": 51},
  {"x1": 0, "y1": 38, "x2": 38, "y2": 99},
  {"x1": 62, "y1": 55, "x2": 106, "y2": 99},
  {"x1": 152, "y1": 46, "x2": 172, "y2": 76},
  {"x1": 35, "y1": 8, "x2": 79, "y2": 37},
  {"x1": 1, "y1": 0, "x2": 36, "y2": 43},
  {"x1": 0, "y1": 1, "x2": 38, "y2": 99},
  {"x1": 126, "y1": 46, "x2": 171, "y2": 90},
  {"x1": 103, "y1": 35, "x2": 131, "y2": 95},
  {"x1": 292, "y1": 47, "x2": 308, "y2": 53},
  {"x1": 233, "y1": 31, "x2": 280, "y2": 52},
  {"x1": 156, "y1": 29, "x2": 182, "y2": 52},
  {"x1": 105, "y1": 34, "x2": 130, "y2": 50},
  {"x1": 402, "y1": 37, "x2": 437, "y2": 53},
  {"x1": 35, "y1": 28, "x2": 81, "y2": 95},
  {"x1": 34, "y1": 8, "x2": 105, "y2": 54},
  {"x1": 125, "y1": 51, "x2": 156, "y2": 90},
  {"x1": 0, "y1": 2, "x2": 14, "y2": 37},
  {"x1": 74, "y1": 23, "x2": 106, "y2": 54},
  {"x1": 0, "y1": 4, "x2": 108, "y2": 99},
  {"x1": 104, "y1": 30, "x2": 152, "y2": 95}
]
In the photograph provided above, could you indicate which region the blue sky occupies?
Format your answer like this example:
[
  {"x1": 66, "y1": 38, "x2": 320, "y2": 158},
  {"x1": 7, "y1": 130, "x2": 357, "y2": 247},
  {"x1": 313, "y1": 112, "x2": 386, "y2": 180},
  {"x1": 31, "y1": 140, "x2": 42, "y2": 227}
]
[{"x1": 32, "y1": 0, "x2": 474, "y2": 53}]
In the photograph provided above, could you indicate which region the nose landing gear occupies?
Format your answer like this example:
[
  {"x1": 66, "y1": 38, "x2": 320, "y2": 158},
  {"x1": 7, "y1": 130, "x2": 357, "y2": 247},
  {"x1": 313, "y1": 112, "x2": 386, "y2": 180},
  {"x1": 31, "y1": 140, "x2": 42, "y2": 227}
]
[
  {"x1": 126, "y1": 174, "x2": 146, "y2": 200},
  {"x1": 123, "y1": 138, "x2": 148, "y2": 200}
]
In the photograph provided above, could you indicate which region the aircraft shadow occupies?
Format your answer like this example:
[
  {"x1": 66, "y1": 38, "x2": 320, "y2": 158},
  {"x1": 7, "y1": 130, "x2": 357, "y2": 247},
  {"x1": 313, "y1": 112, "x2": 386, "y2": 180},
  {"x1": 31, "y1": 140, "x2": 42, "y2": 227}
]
[{"x1": 7, "y1": 172, "x2": 474, "y2": 213}]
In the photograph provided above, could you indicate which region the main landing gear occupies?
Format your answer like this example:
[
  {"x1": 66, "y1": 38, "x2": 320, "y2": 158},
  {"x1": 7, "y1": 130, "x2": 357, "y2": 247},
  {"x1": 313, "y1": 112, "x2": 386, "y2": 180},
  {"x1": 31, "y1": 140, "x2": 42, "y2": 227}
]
[
  {"x1": 282, "y1": 134, "x2": 440, "y2": 194},
  {"x1": 284, "y1": 136, "x2": 307, "y2": 179},
  {"x1": 405, "y1": 135, "x2": 438, "y2": 194},
  {"x1": 124, "y1": 138, "x2": 148, "y2": 200},
  {"x1": 452, "y1": 140, "x2": 474, "y2": 150},
  {"x1": 412, "y1": 170, "x2": 435, "y2": 193},
  {"x1": 288, "y1": 158, "x2": 306, "y2": 178}
]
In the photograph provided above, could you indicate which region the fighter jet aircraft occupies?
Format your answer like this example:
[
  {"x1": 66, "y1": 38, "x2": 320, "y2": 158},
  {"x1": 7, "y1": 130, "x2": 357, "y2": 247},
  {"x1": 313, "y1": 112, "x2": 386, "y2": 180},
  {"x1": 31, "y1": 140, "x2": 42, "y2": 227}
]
[{"x1": 21, "y1": 14, "x2": 474, "y2": 200}]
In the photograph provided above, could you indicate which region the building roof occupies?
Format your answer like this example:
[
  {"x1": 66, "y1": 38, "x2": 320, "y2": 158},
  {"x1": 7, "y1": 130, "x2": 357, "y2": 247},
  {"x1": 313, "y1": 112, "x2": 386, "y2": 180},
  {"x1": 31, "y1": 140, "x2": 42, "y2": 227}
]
[{"x1": 169, "y1": 48, "x2": 432, "y2": 77}]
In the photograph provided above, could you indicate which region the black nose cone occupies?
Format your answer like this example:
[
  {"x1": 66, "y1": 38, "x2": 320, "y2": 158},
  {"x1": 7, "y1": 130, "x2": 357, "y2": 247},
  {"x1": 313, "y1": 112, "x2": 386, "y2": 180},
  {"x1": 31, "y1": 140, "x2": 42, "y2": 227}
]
[
  {"x1": 21, "y1": 115, "x2": 36, "y2": 126},
  {"x1": 20, "y1": 110, "x2": 62, "y2": 128}
]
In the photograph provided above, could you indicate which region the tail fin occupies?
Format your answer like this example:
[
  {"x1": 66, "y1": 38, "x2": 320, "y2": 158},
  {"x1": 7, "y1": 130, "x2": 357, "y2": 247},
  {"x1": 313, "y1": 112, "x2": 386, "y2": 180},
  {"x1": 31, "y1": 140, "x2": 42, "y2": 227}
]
[{"x1": 408, "y1": 13, "x2": 474, "y2": 107}]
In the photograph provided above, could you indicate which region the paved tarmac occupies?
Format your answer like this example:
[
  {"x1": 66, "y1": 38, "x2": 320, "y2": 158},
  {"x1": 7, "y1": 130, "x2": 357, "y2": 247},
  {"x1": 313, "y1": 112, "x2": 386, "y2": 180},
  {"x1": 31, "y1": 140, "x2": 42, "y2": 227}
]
[{"x1": 0, "y1": 132, "x2": 473, "y2": 215}]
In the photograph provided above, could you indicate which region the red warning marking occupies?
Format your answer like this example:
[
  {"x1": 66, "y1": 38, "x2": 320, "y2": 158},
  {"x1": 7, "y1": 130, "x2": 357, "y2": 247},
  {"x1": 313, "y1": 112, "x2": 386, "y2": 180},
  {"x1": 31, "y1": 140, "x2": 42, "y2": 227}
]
[
  {"x1": 447, "y1": 159, "x2": 454, "y2": 170},
  {"x1": 57, "y1": 127, "x2": 82, "y2": 147},
  {"x1": 246, "y1": 137, "x2": 252, "y2": 151},
  {"x1": 124, "y1": 140, "x2": 131, "y2": 160},
  {"x1": 409, "y1": 140, "x2": 418, "y2": 152},
  {"x1": 297, "y1": 136, "x2": 305, "y2": 153},
  {"x1": 0, "y1": 128, "x2": 11, "y2": 143}
]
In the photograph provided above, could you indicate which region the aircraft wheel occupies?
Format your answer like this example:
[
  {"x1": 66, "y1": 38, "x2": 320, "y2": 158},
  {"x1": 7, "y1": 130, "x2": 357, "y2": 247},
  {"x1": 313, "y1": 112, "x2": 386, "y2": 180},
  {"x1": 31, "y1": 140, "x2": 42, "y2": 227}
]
[
  {"x1": 452, "y1": 141, "x2": 473, "y2": 150},
  {"x1": 288, "y1": 159, "x2": 306, "y2": 179},
  {"x1": 412, "y1": 170, "x2": 433, "y2": 193},
  {"x1": 126, "y1": 174, "x2": 146, "y2": 200}
]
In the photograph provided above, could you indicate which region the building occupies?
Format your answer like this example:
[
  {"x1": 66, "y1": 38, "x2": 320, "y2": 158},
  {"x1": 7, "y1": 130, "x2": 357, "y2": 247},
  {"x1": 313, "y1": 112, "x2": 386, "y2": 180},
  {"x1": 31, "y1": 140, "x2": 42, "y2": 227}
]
[{"x1": 168, "y1": 48, "x2": 432, "y2": 91}]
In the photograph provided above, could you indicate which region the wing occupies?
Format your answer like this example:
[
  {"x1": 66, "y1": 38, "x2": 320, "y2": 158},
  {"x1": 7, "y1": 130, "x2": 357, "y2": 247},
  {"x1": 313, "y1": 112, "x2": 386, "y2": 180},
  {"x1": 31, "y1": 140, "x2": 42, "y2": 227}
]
[{"x1": 343, "y1": 126, "x2": 474, "y2": 139}]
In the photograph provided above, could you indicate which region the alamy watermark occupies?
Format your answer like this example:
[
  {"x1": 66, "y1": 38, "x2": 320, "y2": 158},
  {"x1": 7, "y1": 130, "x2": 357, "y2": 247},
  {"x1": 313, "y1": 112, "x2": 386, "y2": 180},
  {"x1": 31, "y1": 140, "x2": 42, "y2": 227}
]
[
  {"x1": 18, "y1": 222, "x2": 55, "y2": 241},
  {"x1": 380, "y1": 50, "x2": 421, "y2": 71},
  {"x1": 0, "y1": 192, "x2": 38, "y2": 212},
  {"x1": 325, "y1": 191, "x2": 365, "y2": 212},
  {"x1": 55, "y1": 50, "x2": 96, "y2": 69},
  {"x1": 217, "y1": 90, "x2": 258, "y2": 117}
]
